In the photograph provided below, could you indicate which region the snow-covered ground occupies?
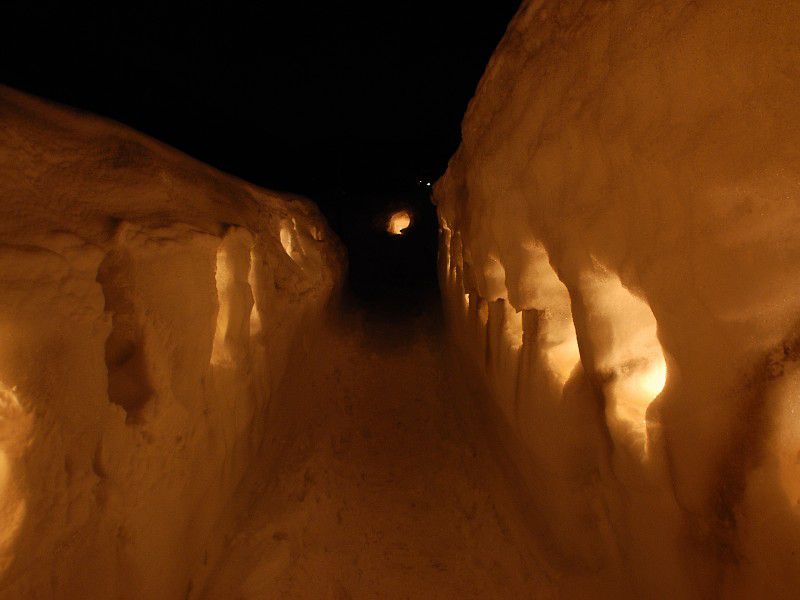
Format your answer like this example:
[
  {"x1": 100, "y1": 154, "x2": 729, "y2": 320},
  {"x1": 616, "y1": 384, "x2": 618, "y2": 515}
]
[
  {"x1": 435, "y1": 0, "x2": 800, "y2": 596},
  {"x1": 196, "y1": 312, "x2": 553, "y2": 599},
  {"x1": 0, "y1": 87, "x2": 342, "y2": 598}
]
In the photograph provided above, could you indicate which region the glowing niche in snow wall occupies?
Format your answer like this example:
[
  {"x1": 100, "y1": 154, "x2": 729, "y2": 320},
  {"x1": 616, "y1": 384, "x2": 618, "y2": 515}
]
[{"x1": 387, "y1": 210, "x2": 412, "y2": 235}]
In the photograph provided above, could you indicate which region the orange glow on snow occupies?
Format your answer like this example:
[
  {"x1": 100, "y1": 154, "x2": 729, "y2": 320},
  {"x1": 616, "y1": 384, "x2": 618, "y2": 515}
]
[
  {"x1": 0, "y1": 382, "x2": 30, "y2": 571},
  {"x1": 639, "y1": 358, "x2": 668, "y2": 400},
  {"x1": 212, "y1": 244, "x2": 235, "y2": 365},
  {"x1": 387, "y1": 211, "x2": 412, "y2": 235},
  {"x1": 581, "y1": 264, "x2": 668, "y2": 446}
]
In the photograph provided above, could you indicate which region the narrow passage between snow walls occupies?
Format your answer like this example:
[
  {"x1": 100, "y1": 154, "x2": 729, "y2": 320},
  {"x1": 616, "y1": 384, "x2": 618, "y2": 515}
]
[
  {"x1": 2, "y1": 0, "x2": 800, "y2": 596},
  {"x1": 0, "y1": 88, "x2": 551, "y2": 600}
]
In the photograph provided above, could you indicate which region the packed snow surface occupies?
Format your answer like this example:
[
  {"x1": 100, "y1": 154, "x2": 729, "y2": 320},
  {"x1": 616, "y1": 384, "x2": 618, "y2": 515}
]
[
  {"x1": 198, "y1": 313, "x2": 553, "y2": 599},
  {"x1": 435, "y1": 0, "x2": 800, "y2": 596}
]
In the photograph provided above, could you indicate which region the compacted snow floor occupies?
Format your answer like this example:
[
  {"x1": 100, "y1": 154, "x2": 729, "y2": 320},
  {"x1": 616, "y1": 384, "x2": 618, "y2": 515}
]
[{"x1": 198, "y1": 308, "x2": 551, "y2": 599}]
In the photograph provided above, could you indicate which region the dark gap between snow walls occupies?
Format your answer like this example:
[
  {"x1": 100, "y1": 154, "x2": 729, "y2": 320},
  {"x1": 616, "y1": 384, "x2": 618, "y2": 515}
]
[{"x1": 319, "y1": 180, "x2": 440, "y2": 318}]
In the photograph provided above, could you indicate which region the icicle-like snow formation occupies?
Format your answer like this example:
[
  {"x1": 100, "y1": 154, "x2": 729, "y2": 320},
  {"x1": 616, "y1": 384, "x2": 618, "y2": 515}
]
[
  {"x1": 0, "y1": 87, "x2": 343, "y2": 598},
  {"x1": 435, "y1": 0, "x2": 800, "y2": 596}
]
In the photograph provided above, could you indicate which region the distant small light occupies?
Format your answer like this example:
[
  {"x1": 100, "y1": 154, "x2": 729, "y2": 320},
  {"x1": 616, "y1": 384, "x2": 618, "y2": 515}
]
[
  {"x1": 426, "y1": 182, "x2": 431, "y2": 187},
  {"x1": 387, "y1": 210, "x2": 412, "y2": 235}
]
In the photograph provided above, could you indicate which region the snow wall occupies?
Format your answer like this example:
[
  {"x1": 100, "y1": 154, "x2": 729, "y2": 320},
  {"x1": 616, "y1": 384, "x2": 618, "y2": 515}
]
[
  {"x1": 0, "y1": 87, "x2": 343, "y2": 598},
  {"x1": 435, "y1": 1, "x2": 800, "y2": 597}
]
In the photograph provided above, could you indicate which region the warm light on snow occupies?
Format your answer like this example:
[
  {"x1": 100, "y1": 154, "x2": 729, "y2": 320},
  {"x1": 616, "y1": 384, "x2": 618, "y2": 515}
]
[
  {"x1": 0, "y1": 87, "x2": 344, "y2": 596},
  {"x1": 387, "y1": 210, "x2": 411, "y2": 235},
  {"x1": 503, "y1": 306, "x2": 524, "y2": 350},
  {"x1": 0, "y1": 382, "x2": 30, "y2": 572},
  {"x1": 212, "y1": 245, "x2": 234, "y2": 365},
  {"x1": 212, "y1": 229, "x2": 256, "y2": 366},
  {"x1": 546, "y1": 336, "x2": 581, "y2": 383},
  {"x1": 279, "y1": 226, "x2": 294, "y2": 256},
  {"x1": 279, "y1": 218, "x2": 306, "y2": 263},
  {"x1": 4, "y1": 0, "x2": 800, "y2": 593},
  {"x1": 766, "y1": 368, "x2": 800, "y2": 511},
  {"x1": 577, "y1": 264, "x2": 667, "y2": 443},
  {"x1": 248, "y1": 248, "x2": 263, "y2": 337},
  {"x1": 639, "y1": 358, "x2": 668, "y2": 400},
  {"x1": 427, "y1": 0, "x2": 800, "y2": 591}
]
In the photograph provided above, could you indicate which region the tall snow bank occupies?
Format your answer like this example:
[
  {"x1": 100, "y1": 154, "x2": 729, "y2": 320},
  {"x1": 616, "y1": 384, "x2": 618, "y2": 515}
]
[
  {"x1": 435, "y1": 1, "x2": 800, "y2": 596},
  {"x1": 0, "y1": 87, "x2": 343, "y2": 598}
]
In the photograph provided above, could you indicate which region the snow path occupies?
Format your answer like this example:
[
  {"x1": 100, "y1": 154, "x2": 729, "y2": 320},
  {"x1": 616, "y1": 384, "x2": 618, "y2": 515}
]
[{"x1": 199, "y1": 310, "x2": 553, "y2": 599}]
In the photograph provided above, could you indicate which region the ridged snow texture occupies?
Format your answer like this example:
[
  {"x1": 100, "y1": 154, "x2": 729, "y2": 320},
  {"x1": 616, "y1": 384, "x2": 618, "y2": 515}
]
[
  {"x1": 435, "y1": 0, "x2": 800, "y2": 597},
  {"x1": 0, "y1": 87, "x2": 342, "y2": 599}
]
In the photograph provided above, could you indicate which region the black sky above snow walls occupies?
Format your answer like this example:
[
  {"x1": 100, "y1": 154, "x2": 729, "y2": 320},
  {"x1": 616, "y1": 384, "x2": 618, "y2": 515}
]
[
  {"x1": 2, "y1": 1, "x2": 520, "y2": 196},
  {"x1": 2, "y1": 1, "x2": 520, "y2": 308}
]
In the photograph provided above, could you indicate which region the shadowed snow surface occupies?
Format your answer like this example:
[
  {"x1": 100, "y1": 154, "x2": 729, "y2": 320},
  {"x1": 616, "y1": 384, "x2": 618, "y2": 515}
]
[{"x1": 198, "y1": 311, "x2": 552, "y2": 599}]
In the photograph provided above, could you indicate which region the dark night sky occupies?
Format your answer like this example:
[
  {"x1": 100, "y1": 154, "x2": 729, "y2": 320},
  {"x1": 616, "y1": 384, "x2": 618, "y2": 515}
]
[
  {"x1": 2, "y1": 1, "x2": 520, "y2": 307},
  {"x1": 2, "y1": 2, "x2": 519, "y2": 195}
]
